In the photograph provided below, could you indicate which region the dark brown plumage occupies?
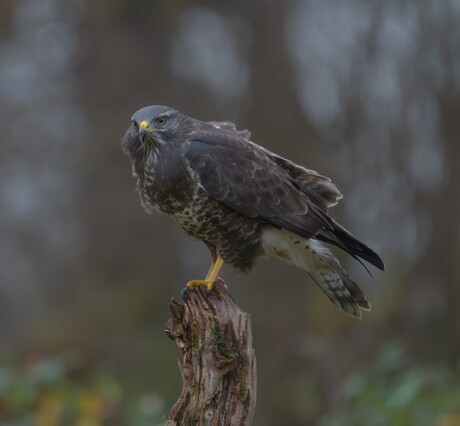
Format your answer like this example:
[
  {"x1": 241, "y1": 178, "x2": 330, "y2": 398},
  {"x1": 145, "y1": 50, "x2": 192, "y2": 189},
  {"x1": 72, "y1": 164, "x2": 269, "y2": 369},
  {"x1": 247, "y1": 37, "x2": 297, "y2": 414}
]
[{"x1": 120, "y1": 105, "x2": 384, "y2": 318}]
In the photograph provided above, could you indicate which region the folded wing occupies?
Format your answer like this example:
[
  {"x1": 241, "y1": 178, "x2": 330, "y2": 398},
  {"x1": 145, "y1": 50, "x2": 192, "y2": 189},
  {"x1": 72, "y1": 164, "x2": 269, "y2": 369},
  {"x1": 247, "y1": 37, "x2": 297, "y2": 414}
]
[{"x1": 184, "y1": 127, "x2": 384, "y2": 270}]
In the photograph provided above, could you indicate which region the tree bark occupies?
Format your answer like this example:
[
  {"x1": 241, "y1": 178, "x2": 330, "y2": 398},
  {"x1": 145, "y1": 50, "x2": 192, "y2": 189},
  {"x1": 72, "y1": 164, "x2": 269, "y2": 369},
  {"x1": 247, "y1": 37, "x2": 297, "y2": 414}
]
[{"x1": 165, "y1": 282, "x2": 257, "y2": 426}]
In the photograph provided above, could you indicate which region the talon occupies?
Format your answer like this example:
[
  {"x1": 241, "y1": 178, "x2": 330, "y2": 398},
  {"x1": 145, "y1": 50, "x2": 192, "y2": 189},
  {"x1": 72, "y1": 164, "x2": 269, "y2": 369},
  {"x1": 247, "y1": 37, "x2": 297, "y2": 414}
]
[
  {"x1": 185, "y1": 256, "x2": 224, "y2": 294},
  {"x1": 186, "y1": 279, "x2": 214, "y2": 291},
  {"x1": 181, "y1": 287, "x2": 190, "y2": 299}
]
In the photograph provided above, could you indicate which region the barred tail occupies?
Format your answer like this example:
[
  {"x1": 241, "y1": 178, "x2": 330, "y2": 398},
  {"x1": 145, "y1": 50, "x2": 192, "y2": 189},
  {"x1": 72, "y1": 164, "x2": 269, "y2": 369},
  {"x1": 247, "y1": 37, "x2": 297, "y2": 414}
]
[
  {"x1": 262, "y1": 228, "x2": 371, "y2": 319},
  {"x1": 306, "y1": 245, "x2": 370, "y2": 318}
]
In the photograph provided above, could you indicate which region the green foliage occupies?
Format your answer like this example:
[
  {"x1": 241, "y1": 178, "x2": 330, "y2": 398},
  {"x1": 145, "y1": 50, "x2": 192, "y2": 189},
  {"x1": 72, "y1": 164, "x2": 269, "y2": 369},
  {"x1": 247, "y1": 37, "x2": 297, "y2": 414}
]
[
  {"x1": 2, "y1": 345, "x2": 460, "y2": 425},
  {"x1": 319, "y1": 343, "x2": 460, "y2": 426},
  {"x1": 0, "y1": 356, "x2": 166, "y2": 426}
]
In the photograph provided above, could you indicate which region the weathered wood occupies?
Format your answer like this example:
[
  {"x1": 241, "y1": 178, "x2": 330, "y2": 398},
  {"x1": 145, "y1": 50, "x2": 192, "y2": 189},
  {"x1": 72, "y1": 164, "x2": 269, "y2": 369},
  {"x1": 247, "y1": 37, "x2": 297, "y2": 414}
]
[{"x1": 165, "y1": 282, "x2": 256, "y2": 425}]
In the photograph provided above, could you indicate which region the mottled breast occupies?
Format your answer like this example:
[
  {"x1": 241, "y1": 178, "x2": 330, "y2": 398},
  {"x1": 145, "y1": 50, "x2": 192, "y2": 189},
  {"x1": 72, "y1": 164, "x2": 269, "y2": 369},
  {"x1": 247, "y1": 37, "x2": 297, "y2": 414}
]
[{"x1": 135, "y1": 148, "x2": 264, "y2": 270}]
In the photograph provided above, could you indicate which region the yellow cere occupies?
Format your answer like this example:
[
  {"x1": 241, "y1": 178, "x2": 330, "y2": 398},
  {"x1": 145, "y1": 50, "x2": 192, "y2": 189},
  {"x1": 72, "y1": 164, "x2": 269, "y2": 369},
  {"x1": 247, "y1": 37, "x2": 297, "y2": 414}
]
[{"x1": 139, "y1": 120, "x2": 149, "y2": 129}]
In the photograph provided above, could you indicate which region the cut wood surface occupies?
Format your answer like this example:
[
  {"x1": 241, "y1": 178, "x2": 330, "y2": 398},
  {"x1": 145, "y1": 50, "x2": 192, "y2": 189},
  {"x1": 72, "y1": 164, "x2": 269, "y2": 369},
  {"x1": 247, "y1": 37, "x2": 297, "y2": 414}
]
[{"x1": 165, "y1": 282, "x2": 256, "y2": 425}]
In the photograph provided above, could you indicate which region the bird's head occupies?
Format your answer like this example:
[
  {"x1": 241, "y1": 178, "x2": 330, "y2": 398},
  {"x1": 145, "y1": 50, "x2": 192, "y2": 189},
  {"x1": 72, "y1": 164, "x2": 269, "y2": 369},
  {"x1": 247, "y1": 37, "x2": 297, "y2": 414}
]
[{"x1": 121, "y1": 105, "x2": 192, "y2": 159}]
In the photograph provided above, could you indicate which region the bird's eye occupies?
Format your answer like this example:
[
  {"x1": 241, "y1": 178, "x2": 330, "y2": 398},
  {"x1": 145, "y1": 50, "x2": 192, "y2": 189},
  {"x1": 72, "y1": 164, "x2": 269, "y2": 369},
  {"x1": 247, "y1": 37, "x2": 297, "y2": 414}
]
[
  {"x1": 132, "y1": 121, "x2": 138, "y2": 129},
  {"x1": 156, "y1": 117, "x2": 166, "y2": 126}
]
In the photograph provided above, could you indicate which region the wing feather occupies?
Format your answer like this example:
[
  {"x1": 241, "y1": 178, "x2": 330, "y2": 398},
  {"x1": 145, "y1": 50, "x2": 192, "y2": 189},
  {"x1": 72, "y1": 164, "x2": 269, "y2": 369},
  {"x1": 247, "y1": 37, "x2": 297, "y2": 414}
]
[
  {"x1": 207, "y1": 120, "x2": 251, "y2": 139},
  {"x1": 184, "y1": 127, "x2": 384, "y2": 270},
  {"x1": 249, "y1": 145, "x2": 343, "y2": 209},
  {"x1": 184, "y1": 130, "x2": 332, "y2": 239}
]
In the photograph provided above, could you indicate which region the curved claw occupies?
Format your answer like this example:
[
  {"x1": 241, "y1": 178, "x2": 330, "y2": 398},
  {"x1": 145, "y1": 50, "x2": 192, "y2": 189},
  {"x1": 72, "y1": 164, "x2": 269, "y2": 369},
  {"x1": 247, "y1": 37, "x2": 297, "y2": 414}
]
[
  {"x1": 180, "y1": 286, "x2": 190, "y2": 299},
  {"x1": 187, "y1": 279, "x2": 215, "y2": 292}
]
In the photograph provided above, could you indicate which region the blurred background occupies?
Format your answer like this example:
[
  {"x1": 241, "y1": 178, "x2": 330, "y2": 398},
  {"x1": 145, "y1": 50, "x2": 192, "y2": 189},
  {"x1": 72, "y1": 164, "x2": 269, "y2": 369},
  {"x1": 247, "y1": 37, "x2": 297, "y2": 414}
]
[{"x1": 1, "y1": 0, "x2": 460, "y2": 424}]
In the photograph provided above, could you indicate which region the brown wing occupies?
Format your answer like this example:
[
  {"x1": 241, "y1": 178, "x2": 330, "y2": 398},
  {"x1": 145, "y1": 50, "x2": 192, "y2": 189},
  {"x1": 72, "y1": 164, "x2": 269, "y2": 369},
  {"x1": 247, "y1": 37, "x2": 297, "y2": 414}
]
[
  {"x1": 208, "y1": 123, "x2": 342, "y2": 209},
  {"x1": 207, "y1": 120, "x2": 252, "y2": 139},
  {"x1": 184, "y1": 129, "x2": 334, "y2": 240},
  {"x1": 184, "y1": 128, "x2": 385, "y2": 271},
  {"x1": 257, "y1": 149, "x2": 343, "y2": 209}
]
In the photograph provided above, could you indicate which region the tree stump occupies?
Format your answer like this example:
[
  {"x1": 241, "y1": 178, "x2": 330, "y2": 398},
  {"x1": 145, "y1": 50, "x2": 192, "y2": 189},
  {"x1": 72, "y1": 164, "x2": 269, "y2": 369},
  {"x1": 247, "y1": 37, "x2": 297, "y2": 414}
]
[{"x1": 165, "y1": 282, "x2": 256, "y2": 425}]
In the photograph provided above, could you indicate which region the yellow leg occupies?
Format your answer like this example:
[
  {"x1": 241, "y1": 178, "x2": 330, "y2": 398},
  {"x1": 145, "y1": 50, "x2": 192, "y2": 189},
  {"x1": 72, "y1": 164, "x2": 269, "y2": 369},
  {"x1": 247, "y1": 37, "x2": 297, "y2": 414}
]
[{"x1": 187, "y1": 256, "x2": 224, "y2": 291}]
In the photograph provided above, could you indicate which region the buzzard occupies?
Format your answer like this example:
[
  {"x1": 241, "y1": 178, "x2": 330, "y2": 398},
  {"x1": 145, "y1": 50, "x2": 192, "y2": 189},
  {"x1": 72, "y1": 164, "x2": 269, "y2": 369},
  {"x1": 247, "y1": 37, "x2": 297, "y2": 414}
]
[{"x1": 121, "y1": 105, "x2": 384, "y2": 318}]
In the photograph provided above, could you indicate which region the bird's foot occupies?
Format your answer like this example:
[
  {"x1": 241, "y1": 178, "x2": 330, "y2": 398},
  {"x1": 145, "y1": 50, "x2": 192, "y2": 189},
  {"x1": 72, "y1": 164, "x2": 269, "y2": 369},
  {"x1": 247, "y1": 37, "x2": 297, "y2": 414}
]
[
  {"x1": 186, "y1": 279, "x2": 215, "y2": 292},
  {"x1": 181, "y1": 277, "x2": 225, "y2": 299}
]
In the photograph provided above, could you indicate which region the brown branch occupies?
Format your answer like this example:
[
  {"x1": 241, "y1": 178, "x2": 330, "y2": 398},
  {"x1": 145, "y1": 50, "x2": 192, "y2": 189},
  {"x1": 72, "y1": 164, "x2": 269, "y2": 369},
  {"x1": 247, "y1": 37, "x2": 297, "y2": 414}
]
[{"x1": 165, "y1": 282, "x2": 257, "y2": 425}]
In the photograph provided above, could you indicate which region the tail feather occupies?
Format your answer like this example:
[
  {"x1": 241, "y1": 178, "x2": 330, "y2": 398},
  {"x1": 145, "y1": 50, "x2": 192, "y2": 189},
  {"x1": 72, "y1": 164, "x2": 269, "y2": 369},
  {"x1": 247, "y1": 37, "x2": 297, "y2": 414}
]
[
  {"x1": 317, "y1": 219, "x2": 385, "y2": 271},
  {"x1": 306, "y1": 242, "x2": 370, "y2": 318},
  {"x1": 262, "y1": 228, "x2": 372, "y2": 319},
  {"x1": 308, "y1": 268, "x2": 370, "y2": 316}
]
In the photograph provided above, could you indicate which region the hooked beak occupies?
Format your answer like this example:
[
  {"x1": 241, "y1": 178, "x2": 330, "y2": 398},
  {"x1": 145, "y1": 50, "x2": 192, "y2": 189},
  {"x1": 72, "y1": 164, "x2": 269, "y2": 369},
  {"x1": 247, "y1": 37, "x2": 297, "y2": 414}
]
[
  {"x1": 139, "y1": 120, "x2": 150, "y2": 143},
  {"x1": 139, "y1": 128, "x2": 148, "y2": 142}
]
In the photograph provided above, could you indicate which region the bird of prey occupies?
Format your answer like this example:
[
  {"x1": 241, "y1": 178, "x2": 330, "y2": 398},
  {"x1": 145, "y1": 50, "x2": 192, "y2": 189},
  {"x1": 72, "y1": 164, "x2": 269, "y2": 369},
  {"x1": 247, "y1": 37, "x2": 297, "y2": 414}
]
[{"x1": 120, "y1": 105, "x2": 384, "y2": 318}]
